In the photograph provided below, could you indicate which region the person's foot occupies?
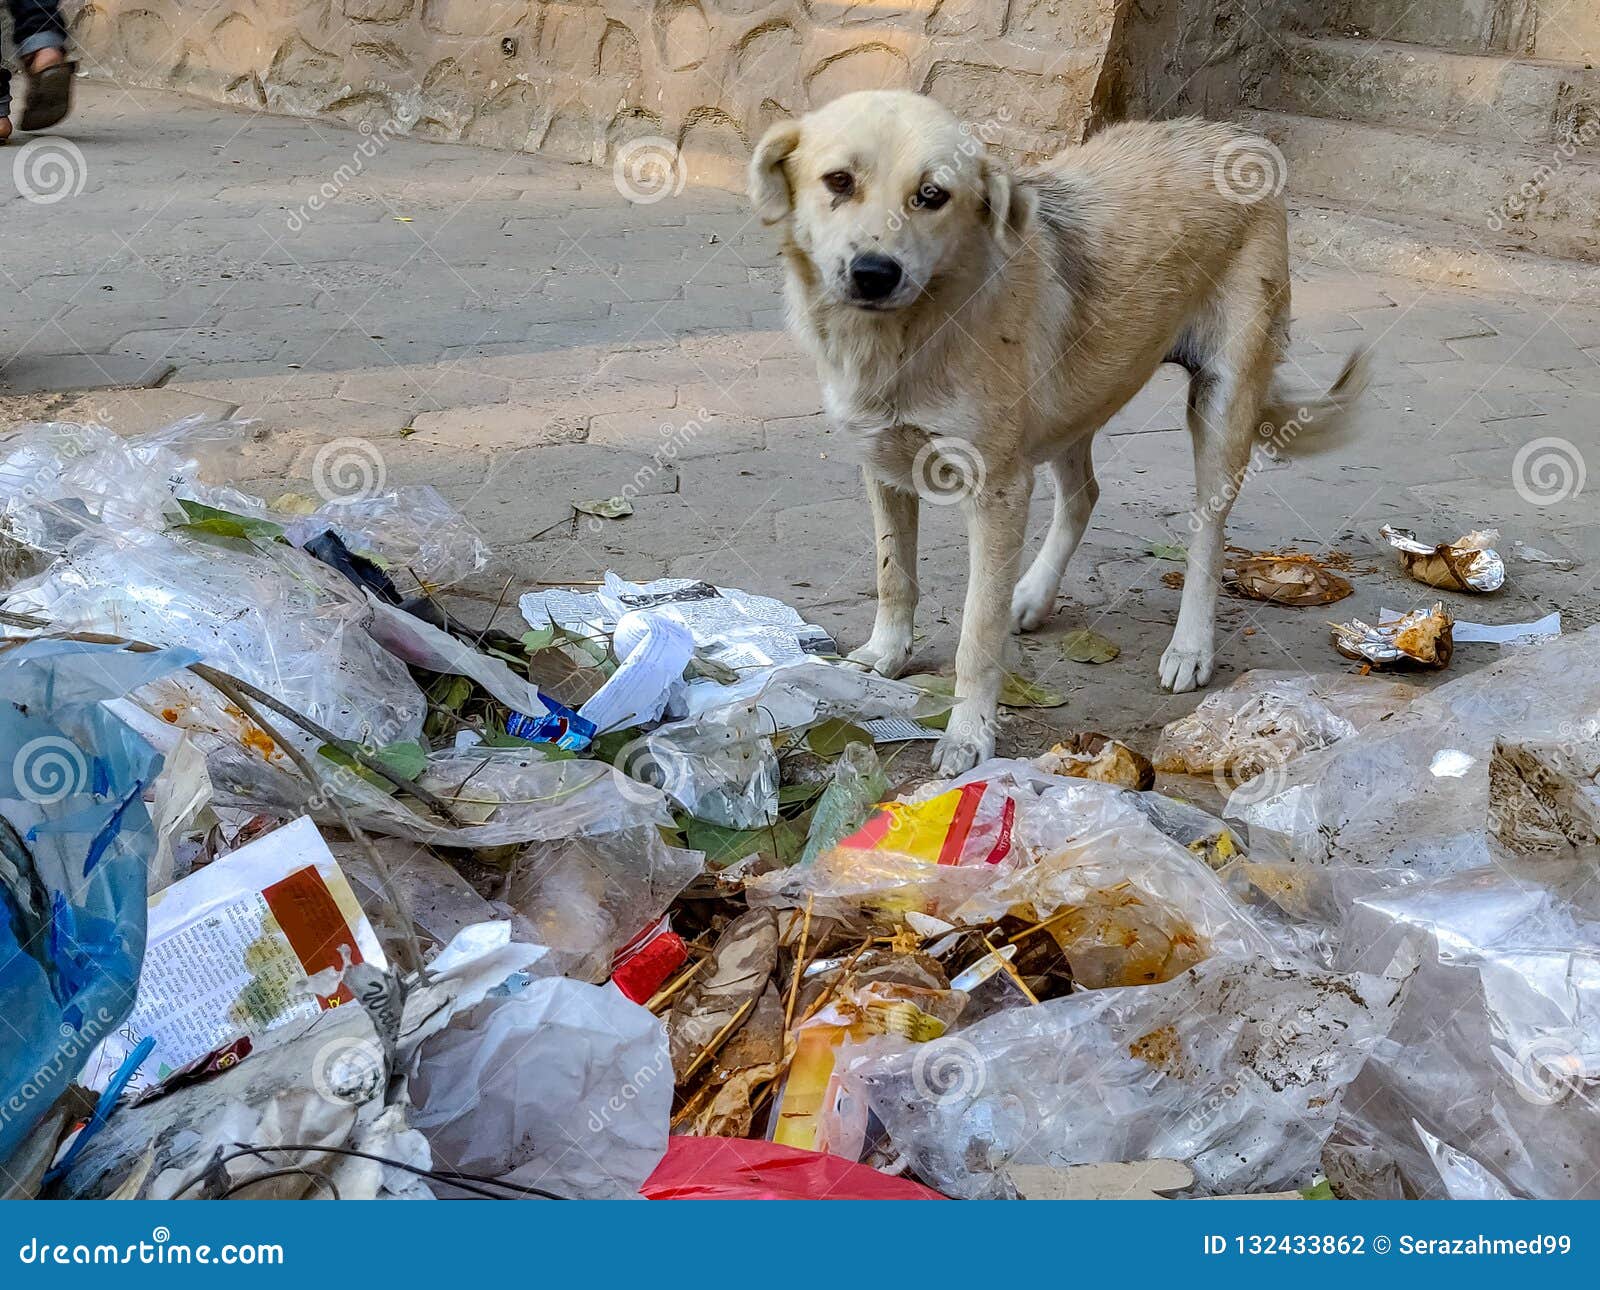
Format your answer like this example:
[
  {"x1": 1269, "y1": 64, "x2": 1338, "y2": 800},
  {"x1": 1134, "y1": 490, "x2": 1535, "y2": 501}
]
[{"x1": 19, "y1": 48, "x2": 72, "y2": 133}]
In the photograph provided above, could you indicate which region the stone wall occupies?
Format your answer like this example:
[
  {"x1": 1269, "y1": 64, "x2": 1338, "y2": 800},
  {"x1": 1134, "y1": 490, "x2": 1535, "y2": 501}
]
[{"x1": 63, "y1": 0, "x2": 1134, "y2": 186}]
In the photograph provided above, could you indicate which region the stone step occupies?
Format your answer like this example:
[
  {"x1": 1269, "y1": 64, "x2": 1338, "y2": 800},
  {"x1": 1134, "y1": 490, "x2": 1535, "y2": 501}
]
[
  {"x1": 1287, "y1": 201, "x2": 1600, "y2": 299},
  {"x1": 1241, "y1": 109, "x2": 1600, "y2": 263},
  {"x1": 1258, "y1": 35, "x2": 1597, "y2": 148},
  {"x1": 1320, "y1": 0, "x2": 1536, "y2": 56}
]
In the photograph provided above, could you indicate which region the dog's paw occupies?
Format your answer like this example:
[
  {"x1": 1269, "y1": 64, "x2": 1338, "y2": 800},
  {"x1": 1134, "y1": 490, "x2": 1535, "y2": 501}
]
[
  {"x1": 930, "y1": 704, "x2": 995, "y2": 776},
  {"x1": 1009, "y1": 575, "x2": 1058, "y2": 633},
  {"x1": 846, "y1": 631, "x2": 913, "y2": 679},
  {"x1": 1158, "y1": 640, "x2": 1215, "y2": 693}
]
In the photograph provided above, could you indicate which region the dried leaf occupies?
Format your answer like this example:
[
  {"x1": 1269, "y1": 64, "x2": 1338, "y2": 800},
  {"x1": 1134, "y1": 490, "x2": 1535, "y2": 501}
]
[
  {"x1": 1000, "y1": 672, "x2": 1067, "y2": 708},
  {"x1": 1061, "y1": 628, "x2": 1120, "y2": 664},
  {"x1": 574, "y1": 496, "x2": 633, "y2": 520}
]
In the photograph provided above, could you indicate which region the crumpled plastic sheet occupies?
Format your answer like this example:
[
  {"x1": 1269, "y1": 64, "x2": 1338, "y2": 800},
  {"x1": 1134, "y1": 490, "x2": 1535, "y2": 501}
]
[
  {"x1": 1153, "y1": 670, "x2": 1417, "y2": 779},
  {"x1": 0, "y1": 639, "x2": 197, "y2": 1166},
  {"x1": 3, "y1": 525, "x2": 425, "y2": 746},
  {"x1": 409, "y1": 977, "x2": 671, "y2": 1200},
  {"x1": 843, "y1": 955, "x2": 1402, "y2": 1198},
  {"x1": 280, "y1": 487, "x2": 489, "y2": 589},
  {"x1": 645, "y1": 660, "x2": 941, "y2": 829},
  {"x1": 503, "y1": 825, "x2": 705, "y2": 983},
  {"x1": 1233, "y1": 626, "x2": 1600, "y2": 880},
  {"x1": 1324, "y1": 858, "x2": 1600, "y2": 1199}
]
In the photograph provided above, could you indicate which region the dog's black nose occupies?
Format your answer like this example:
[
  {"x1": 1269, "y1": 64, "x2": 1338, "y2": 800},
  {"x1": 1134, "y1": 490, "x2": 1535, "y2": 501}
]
[{"x1": 849, "y1": 253, "x2": 903, "y2": 301}]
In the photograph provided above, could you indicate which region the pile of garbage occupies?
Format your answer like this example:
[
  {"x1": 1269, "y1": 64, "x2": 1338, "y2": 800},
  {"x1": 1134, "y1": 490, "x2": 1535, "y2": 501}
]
[{"x1": 2, "y1": 415, "x2": 1594, "y2": 1201}]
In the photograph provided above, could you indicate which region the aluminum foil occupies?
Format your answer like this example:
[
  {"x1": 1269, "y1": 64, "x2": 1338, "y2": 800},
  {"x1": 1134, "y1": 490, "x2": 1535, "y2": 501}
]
[
  {"x1": 1381, "y1": 525, "x2": 1505, "y2": 593},
  {"x1": 1332, "y1": 602, "x2": 1454, "y2": 669}
]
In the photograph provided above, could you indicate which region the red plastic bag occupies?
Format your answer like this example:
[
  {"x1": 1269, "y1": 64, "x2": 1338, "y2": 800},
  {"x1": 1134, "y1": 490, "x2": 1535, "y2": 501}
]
[{"x1": 641, "y1": 1136, "x2": 945, "y2": 1200}]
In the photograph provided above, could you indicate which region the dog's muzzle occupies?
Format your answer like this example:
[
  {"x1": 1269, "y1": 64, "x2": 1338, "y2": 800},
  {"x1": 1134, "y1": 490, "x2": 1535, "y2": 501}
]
[{"x1": 848, "y1": 253, "x2": 903, "y2": 304}]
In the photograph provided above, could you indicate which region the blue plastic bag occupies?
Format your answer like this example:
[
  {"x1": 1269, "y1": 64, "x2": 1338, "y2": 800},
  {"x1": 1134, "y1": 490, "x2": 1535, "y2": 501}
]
[{"x1": 0, "y1": 639, "x2": 196, "y2": 1166}]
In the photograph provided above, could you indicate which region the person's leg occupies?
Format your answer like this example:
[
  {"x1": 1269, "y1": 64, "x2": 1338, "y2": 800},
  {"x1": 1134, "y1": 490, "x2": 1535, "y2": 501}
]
[
  {"x1": 11, "y1": 0, "x2": 68, "y2": 65},
  {"x1": 11, "y1": 0, "x2": 71, "y2": 131}
]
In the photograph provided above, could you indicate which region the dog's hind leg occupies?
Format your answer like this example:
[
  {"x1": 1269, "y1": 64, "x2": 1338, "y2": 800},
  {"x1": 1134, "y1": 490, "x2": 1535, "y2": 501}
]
[
  {"x1": 1011, "y1": 435, "x2": 1098, "y2": 632},
  {"x1": 848, "y1": 469, "x2": 920, "y2": 678},
  {"x1": 1160, "y1": 312, "x2": 1279, "y2": 693}
]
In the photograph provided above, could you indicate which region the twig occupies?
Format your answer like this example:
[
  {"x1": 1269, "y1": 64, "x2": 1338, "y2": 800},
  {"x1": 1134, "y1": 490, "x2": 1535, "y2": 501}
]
[
  {"x1": 784, "y1": 896, "x2": 814, "y2": 1031},
  {"x1": 981, "y1": 935, "x2": 1040, "y2": 1005},
  {"x1": 647, "y1": 958, "x2": 705, "y2": 1015},
  {"x1": 473, "y1": 573, "x2": 515, "y2": 649},
  {"x1": 677, "y1": 996, "x2": 756, "y2": 1085}
]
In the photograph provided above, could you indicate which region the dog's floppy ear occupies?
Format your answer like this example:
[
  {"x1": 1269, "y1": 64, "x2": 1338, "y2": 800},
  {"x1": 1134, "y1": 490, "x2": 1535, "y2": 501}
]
[
  {"x1": 749, "y1": 120, "x2": 803, "y2": 224},
  {"x1": 982, "y1": 158, "x2": 1036, "y2": 253}
]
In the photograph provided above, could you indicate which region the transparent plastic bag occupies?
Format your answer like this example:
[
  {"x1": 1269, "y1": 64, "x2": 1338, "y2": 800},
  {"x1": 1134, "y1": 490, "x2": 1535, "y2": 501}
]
[
  {"x1": 1324, "y1": 858, "x2": 1600, "y2": 1199},
  {"x1": 1234, "y1": 626, "x2": 1600, "y2": 880},
  {"x1": 4, "y1": 526, "x2": 424, "y2": 745},
  {"x1": 844, "y1": 956, "x2": 1401, "y2": 1198},
  {"x1": 1153, "y1": 670, "x2": 1416, "y2": 779}
]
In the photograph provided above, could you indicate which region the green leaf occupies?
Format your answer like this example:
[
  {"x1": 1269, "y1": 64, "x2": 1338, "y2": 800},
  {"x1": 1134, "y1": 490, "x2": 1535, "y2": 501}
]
[
  {"x1": 999, "y1": 672, "x2": 1068, "y2": 708},
  {"x1": 173, "y1": 499, "x2": 286, "y2": 543},
  {"x1": 807, "y1": 717, "x2": 873, "y2": 759},
  {"x1": 573, "y1": 496, "x2": 633, "y2": 520},
  {"x1": 778, "y1": 780, "x2": 828, "y2": 808},
  {"x1": 683, "y1": 814, "x2": 811, "y2": 870},
  {"x1": 1300, "y1": 1178, "x2": 1336, "y2": 1200},
  {"x1": 521, "y1": 625, "x2": 557, "y2": 652},
  {"x1": 428, "y1": 674, "x2": 474, "y2": 713},
  {"x1": 1148, "y1": 542, "x2": 1188, "y2": 562},
  {"x1": 368, "y1": 740, "x2": 428, "y2": 781},
  {"x1": 316, "y1": 744, "x2": 394, "y2": 792},
  {"x1": 1061, "y1": 628, "x2": 1120, "y2": 664}
]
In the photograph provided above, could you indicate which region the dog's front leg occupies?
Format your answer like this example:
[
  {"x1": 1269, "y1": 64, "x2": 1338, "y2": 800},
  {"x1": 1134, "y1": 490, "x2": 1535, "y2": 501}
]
[
  {"x1": 847, "y1": 468, "x2": 920, "y2": 678},
  {"x1": 932, "y1": 462, "x2": 1031, "y2": 776}
]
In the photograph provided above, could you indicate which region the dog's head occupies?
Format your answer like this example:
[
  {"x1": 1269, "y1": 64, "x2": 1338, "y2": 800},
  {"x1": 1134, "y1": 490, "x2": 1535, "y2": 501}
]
[{"x1": 749, "y1": 91, "x2": 1034, "y2": 313}]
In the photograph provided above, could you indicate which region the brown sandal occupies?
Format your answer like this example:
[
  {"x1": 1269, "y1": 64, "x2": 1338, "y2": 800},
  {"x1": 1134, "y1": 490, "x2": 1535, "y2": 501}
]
[{"x1": 20, "y1": 62, "x2": 74, "y2": 133}]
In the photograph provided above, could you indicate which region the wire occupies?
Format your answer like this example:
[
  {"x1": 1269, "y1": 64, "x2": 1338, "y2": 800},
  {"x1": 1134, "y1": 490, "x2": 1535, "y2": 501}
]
[
  {"x1": 219, "y1": 1167, "x2": 342, "y2": 1201},
  {"x1": 173, "y1": 1143, "x2": 569, "y2": 1202}
]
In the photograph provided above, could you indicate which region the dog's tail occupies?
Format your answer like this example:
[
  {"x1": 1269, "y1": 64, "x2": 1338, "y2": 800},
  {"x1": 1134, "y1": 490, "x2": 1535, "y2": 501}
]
[{"x1": 1257, "y1": 346, "x2": 1371, "y2": 457}]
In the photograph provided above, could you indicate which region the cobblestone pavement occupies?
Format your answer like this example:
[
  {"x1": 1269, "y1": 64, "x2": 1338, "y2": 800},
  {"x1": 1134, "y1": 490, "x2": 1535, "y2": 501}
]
[{"x1": 6, "y1": 82, "x2": 1600, "y2": 756}]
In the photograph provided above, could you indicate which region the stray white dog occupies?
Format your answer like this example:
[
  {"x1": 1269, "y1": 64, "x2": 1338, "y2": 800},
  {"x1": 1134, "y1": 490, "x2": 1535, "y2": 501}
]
[{"x1": 749, "y1": 90, "x2": 1367, "y2": 775}]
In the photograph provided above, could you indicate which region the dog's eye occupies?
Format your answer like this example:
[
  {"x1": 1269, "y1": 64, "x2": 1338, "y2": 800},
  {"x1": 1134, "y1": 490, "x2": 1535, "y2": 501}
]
[
  {"x1": 910, "y1": 183, "x2": 950, "y2": 211},
  {"x1": 822, "y1": 171, "x2": 855, "y2": 197}
]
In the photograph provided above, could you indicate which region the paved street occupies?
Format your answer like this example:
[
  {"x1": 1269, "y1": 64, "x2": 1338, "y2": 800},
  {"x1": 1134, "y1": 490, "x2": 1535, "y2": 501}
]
[{"x1": 6, "y1": 82, "x2": 1600, "y2": 754}]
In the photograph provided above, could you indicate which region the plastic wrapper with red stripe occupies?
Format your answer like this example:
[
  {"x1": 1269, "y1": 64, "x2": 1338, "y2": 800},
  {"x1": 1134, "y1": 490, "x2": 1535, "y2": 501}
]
[{"x1": 746, "y1": 777, "x2": 1021, "y2": 921}]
